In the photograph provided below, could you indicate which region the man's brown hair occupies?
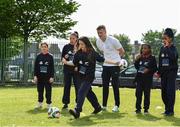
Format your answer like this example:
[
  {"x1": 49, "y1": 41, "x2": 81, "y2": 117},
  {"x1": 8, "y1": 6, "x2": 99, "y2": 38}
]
[{"x1": 96, "y1": 25, "x2": 106, "y2": 31}]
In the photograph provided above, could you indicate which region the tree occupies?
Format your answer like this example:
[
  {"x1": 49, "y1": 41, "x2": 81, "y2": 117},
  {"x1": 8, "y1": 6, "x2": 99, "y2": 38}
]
[
  {"x1": 113, "y1": 34, "x2": 132, "y2": 63},
  {"x1": 174, "y1": 33, "x2": 180, "y2": 63},
  {"x1": 0, "y1": 0, "x2": 23, "y2": 82},
  {"x1": 0, "y1": 0, "x2": 17, "y2": 38},
  {"x1": 13, "y1": 0, "x2": 80, "y2": 82},
  {"x1": 142, "y1": 30, "x2": 163, "y2": 58},
  {"x1": 89, "y1": 37, "x2": 102, "y2": 54}
]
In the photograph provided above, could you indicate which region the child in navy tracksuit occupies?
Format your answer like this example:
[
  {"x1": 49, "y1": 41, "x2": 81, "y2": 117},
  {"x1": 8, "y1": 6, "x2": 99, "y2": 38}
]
[
  {"x1": 61, "y1": 32, "x2": 79, "y2": 109},
  {"x1": 34, "y1": 42, "x2": 54, "y2": 109},
  {"x1": 62, "y1": 36, "x2": 119, "y2": 118},
  {"x1": 157, "y1": 28, "x2": 178, "y2": 116},
  {"x1": 134, "y1": 44, "x2": 157, "y2": 114}
]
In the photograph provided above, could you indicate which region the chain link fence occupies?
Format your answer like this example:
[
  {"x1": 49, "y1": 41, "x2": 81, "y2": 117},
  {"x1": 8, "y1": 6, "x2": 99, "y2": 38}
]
[{"x1": 0, "y1": 38, "x2": 65, "y2": 85}]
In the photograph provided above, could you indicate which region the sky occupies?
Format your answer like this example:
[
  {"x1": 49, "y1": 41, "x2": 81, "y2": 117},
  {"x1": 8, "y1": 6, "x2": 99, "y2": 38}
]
[{"x1": 70, "y1": 0, "x2": 180, "y2": 43}]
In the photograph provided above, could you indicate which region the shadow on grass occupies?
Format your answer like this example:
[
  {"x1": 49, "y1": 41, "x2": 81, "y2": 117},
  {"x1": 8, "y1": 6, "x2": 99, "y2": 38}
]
[
  {"x1": 60, "y1": 109, "x2": 72, "y2": 117},
  {"x1": 136, "y1": 113, "x2": 161, "y2": 121},
  {"x1": 27, "y1": 108, "x2": 47, "y2": 114},
  {"x1": 68, "y1": 111, "x2": 126, "y2": 126},
  {"x1": 163, "y1": 115, "x2": 180, "y2": 126},
  {"x1": 0, "y1": 84, "x2": 63, "y2": 89}
]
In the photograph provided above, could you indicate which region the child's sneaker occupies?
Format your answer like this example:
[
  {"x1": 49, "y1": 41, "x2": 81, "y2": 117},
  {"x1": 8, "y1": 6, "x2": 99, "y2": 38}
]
[
  {"x1": 47, "y1": 104, "x2": 52, "y2": 109},
  {"x1": 135, "y1": 109, "x2": 141, "y2": 114},
  {"x1": 69, "y1": 109, "x2": 80, "y2": 119},
  {"x1": 92, "y1": 106, "x2": 102, "y2": 114},
  {"x1": 101, "y1": 106, "x2": 107, "y2": 111},
  {"x1": 144, "y1": 110, "x2": 149, "y2": 115},
  {"x1": 62, "y1": 104, "x2": 68, "y2": 109},
  {"x1": 112, "y1": 105, "x2": 119, "y2": 112},
  {"x1": 35, "y1": 102, "x2": 43, "y2": 109}
]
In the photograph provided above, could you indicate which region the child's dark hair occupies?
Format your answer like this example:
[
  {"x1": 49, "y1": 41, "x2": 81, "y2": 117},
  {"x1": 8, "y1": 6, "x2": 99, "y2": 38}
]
[
  {"x1": 40, "y1": 42, "x2": 48, "y2": 47},
  {"x1": 71, "y1": 31, "x2": 79, "y2": 38},
  {"x1": 140, "y1": 44, "x2": 152, "y2": 55},
  {"x1": 78, "y1": 36, "x2": 95, "y2": 63},
  {"x1": 78, "y1": 36, "x2": 94, "y2": 52},
  {"x1": 163, "y1": 28, "x2": 174, "y2": 41}
]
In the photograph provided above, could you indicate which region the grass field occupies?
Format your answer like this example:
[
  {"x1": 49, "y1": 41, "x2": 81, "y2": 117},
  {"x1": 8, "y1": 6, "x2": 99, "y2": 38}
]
[{"x1": 0, "y1": 86, "x2": 180, "y2": 126}]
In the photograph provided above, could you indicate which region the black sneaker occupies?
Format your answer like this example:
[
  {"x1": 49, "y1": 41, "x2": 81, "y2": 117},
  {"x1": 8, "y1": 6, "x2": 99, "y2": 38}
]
[
  {"x1": 135, "y1": 109, "x2": 141, "y2": 114},
  {"x1": 144, "y1": 110, "x2": 149, "y2": 114},
  {"x1": 62, "y1": 104, "x2": 68, "y2": 109},
  {"x1": 92, "y1": 106, "x2": 102, "y2": 114},
  {"x1": 69, "y1": 109, "x2": 80, "y2": 119}
]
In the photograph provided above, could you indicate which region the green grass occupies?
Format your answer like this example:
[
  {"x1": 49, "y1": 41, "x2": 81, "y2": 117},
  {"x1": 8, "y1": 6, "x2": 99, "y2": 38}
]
[{"x1": 0, "y1": 86, "x2": 180, "y2": 126}]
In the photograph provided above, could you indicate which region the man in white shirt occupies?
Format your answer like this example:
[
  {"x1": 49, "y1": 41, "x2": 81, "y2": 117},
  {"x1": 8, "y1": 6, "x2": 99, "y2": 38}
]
[{"x1": 96, "y1": 25, "x2": 125, "y2": 112}]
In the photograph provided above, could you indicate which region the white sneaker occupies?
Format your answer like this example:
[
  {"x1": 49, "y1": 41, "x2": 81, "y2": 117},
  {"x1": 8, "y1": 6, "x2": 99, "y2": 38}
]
[
  {"x1": 47, "y1": 104, "x2": 52, "y2": 109},
  {"x1": 112, "y1": 105, "x2": 119, "y2": 112},
  {"x1": 101, "y1": 106, "x2": 107, "y2": 111},
  {"x1": 35, "y1": 102, "x2": 43, "y2": 109}
]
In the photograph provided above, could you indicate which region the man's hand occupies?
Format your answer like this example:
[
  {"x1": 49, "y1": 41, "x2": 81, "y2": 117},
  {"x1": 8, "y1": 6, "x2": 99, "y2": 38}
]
[
  {"x1": 49, "y1": 78, "x2": 54, "y2": 84},
  {"x1": 115, "y1": 61, "x2": 122, "y2": 67}
]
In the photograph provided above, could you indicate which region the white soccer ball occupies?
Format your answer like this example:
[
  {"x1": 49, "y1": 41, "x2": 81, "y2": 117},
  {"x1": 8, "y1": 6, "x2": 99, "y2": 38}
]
[
  {"x1": 48, "y1": 107, "x2": 60, "y2": 118},
  {"x1": 120, "y1": 59, "x2": 128, "y2": 69}
]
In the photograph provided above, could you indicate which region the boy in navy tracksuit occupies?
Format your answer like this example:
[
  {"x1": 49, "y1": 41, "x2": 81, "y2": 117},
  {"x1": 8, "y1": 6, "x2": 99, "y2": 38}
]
[
  {"x1": 61, "y1": 32, "x2": 79, "y2": 109},
  {"x1": 134, "y1": 44, "x2": 157, "y2": 114},
  {"x1": 34, "y1": 42, "x2": 54, "y2": 109},
  {"x1": 62, "y1": 36, "x2": 119, "y2": 118},
  {"x1": 157, "y1": 28, "x2": 178, "y2": 116}
]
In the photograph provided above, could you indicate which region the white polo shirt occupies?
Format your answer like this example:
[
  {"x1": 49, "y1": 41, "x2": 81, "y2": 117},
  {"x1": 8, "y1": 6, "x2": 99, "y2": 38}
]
[{"x1": 96, "y1": 36, "x2": 122, "y2": 66}]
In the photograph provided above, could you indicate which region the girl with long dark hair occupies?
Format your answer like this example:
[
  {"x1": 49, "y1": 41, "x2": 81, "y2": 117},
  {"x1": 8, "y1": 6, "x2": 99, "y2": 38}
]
[{"x1": 63, "y1": 36, "x2": 120, "y2": 118}]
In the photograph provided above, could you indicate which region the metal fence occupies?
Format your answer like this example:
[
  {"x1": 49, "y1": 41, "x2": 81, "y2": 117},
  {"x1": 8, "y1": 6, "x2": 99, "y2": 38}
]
[{"x1": 0, "y1": 38, "x2": 65, "y2": 85}]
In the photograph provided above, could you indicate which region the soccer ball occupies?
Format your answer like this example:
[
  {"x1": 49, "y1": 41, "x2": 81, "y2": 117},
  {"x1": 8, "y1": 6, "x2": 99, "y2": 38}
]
[
  {"x1": 48, "y1": 107, "x2": 60, "y2": 118},
  {"x1": 120, "y1": 59, "x2": 128, "y2": 69}
]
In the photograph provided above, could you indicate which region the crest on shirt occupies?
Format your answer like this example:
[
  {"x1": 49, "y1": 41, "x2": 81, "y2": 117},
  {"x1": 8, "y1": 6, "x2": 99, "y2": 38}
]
[
  {"x1": 68, "y1": 51, "x2": 72, "y2": 54},
  {"x1": 144, "y1": 62, "x2": 148, "y2": 66},
  {"x1": 161, "y1": 53, "x2": 165, "y2": 57},
  {"x1": 139, "y1": 61, "x2": 142, "y2": 65},
  {"x1": 85, "y1": 62, "x2": 89, "y2": 66},
  {"x1": 45, "y1": 62, "x2": 49, "y2": 65},
  {"x1": 39, "y1": 61, "x2": 43, "y2": 65}
]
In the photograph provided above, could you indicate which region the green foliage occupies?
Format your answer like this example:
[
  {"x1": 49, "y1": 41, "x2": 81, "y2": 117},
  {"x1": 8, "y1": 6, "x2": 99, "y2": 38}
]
[
  {"x1": 142, "y1": 30, "x2": 163, "y2": 58},
  {"x1": 14, "y1": 0, "x2": 80, "y2": 41},
  {"x1": 114, "y1": 34, "x2": 132, "y2": 63},
  {"x1": 0, "y1": 0, "x2": 80, "y2": 81},
  {"x1": 0, "y1": 0, "x2": 23, "y2": 60},
  {"x1": 174, "y1": 34, "x2": 180, "y2": 63},
  {"x1": 0, "y1": 0, "x2": 17, "y2": 38},
  {"x1": 89, "y1": 37, "x2": 102, "y2": 54}
]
